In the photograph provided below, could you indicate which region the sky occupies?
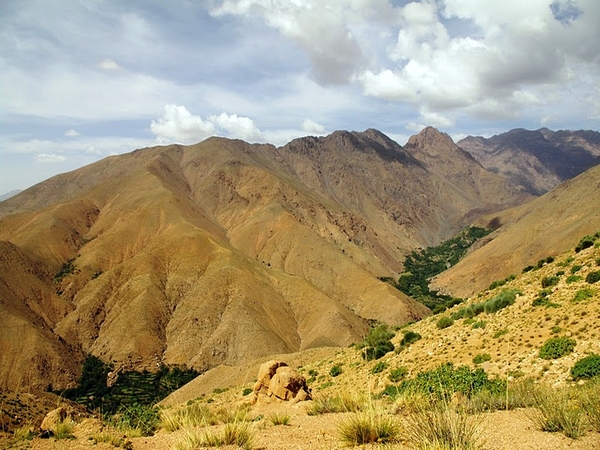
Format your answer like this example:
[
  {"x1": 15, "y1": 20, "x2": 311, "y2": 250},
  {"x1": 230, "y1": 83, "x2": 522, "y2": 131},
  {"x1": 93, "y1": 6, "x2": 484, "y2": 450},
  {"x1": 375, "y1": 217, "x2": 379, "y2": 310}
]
[{"x1": 1, "y1": 0, "x2": 599, "y2": 194}]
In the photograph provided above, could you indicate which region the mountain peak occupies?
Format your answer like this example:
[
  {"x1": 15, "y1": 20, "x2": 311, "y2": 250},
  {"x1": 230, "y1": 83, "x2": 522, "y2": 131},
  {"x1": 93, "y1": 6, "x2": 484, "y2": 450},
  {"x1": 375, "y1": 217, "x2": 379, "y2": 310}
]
[{"x1": 405, "y1": 127, "x2": 455, "y2": 151}]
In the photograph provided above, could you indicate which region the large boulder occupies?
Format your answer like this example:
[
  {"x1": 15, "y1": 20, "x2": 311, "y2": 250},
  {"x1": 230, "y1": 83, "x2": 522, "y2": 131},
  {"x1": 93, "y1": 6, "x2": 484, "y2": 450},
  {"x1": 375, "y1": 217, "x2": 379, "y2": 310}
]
[
  {"x1": 252, "y1": 361, "x2": 311, "y2": 403},
  {"x1": 40, "y1": 406, "x2": 72, "y2": 435}
]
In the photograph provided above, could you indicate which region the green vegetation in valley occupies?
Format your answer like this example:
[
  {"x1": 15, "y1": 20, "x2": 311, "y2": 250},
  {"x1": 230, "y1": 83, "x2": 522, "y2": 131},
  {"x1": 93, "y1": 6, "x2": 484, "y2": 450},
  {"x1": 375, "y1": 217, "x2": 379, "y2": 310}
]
[
  {"x1": 61, "y1": 355, "x2": 199, "y2": 414},
  {"x1": 53, "y1": 258, "x2": 76, "y2": 283},
  {"x1": 394, "y1": 226, "x2": 491, "y2": 313}
]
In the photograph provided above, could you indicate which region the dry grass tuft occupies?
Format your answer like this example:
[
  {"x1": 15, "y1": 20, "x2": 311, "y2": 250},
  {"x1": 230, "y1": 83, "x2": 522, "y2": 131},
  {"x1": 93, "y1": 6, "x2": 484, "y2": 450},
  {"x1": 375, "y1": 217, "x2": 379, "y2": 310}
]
[
  {"x1": 307, "y1": 391, "x2": 368, "y2": 415},
  {"x1": 160, "y1": 402, "x2": 217, "y2": 432},
  {"x1": 338, "y1": 404, "x2": 400, "y2": 445},
  {"x1": 403, "y1": 402, "x2": 483, "y2": 450},
  {"x1": 528, "y1": 385, "x2": 588, "y2": 439}
]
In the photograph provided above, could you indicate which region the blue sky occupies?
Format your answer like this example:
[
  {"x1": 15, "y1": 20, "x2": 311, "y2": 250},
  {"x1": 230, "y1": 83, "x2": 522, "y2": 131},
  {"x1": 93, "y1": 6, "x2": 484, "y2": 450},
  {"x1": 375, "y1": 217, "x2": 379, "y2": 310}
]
[{"x1": 1, "y1": 0, "x2": 599, "y2": 194}]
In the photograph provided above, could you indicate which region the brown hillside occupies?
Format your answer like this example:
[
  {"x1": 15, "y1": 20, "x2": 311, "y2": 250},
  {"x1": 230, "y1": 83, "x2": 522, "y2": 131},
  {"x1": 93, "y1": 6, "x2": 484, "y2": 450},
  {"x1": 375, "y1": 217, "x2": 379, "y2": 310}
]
[
  {"x1": 431, "y1": 164, "x2": 600, "y2": 298},
  {"x1": 0, "y1": 129, "x2": 528, "y2": 390}
]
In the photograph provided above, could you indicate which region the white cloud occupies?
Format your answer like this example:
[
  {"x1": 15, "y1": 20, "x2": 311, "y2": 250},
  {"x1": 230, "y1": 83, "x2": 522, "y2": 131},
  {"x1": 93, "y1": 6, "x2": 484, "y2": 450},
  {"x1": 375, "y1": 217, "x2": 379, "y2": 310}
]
[
  {"x1": 301, "y1": 119, "x2": 325, "y2": 134},
  {"x1": 64, "y1": 129, "x2": 80, "y2": 137},
  {"x1": 151, "y1": 105, "x2": 264, "y2": 144},
  {"x1": 97, "y1": 59, "x2": 120, "y2": 70},
  {"x1": 36, "y1": 153, "x2": 66, "y2": 163}
]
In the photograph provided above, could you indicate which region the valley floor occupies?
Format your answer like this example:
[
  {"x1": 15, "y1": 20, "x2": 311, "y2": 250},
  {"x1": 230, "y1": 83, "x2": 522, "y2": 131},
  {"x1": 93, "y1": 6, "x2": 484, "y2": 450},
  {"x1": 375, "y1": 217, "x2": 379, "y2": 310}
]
[{"x1": 4, "y1": 401, "x2": 600, "y2": 450}]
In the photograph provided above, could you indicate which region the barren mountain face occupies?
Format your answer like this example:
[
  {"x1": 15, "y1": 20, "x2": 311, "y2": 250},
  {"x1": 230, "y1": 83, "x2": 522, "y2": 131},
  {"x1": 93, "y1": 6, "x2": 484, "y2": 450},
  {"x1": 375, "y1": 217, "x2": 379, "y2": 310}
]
[
  {"x1": 431, "y1": 164, "x2": 600, "y2": 298},
  {"x1": 0, "y1": 129, "x2": 531, "y2": 390},
  {"x1": 459, "y1": 128, "x2": 600, "y2": 196}
]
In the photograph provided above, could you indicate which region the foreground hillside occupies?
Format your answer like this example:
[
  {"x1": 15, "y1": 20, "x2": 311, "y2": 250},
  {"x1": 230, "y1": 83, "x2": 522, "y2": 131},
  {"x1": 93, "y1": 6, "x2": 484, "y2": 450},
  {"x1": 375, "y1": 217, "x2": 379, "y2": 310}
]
[
  {"x1": 2, "y1": 235, "x2": 598, "y2": 449},
  {"x1": 0, "y1": 127, "x2": 528, "y2": 391}
]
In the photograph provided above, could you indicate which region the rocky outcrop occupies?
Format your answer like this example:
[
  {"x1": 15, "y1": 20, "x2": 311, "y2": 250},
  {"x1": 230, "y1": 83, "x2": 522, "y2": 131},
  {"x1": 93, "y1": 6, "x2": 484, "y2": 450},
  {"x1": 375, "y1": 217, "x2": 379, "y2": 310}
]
[{"x1": 253, "y1": 361, "x2": 311, "y2": 403}]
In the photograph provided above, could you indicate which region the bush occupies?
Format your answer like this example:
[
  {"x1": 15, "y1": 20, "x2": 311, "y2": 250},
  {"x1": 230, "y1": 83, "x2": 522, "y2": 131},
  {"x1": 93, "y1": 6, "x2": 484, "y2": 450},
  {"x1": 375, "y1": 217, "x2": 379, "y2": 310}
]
[
  {"x1": 571, "y1": 265, "x2": 583, "y2": 274},
  {"x1": 522, "y1": 265, "x2": 535, "y2": 273},
  {"x1": 383, "y1": 363, "x2": 503, "y2": 400},
  {"x1": 358, "y1": 324, "x2": 395, "y2": 361},
  {"x1": 586, "y1": 271, "x2": 600, "y2": 284},
  {"x1": 571, "y1": 354, "x2": 600, "y2": 380},
  {"x1": 436, "y1": 316, "x2": 454, "y2": 329},
  {"x1": 541, "y1": 275, "x2": 560, "y2": 288},
  {"x1": 111, "y1": 404, "x2": 160, "y2": 437},
  {"x1": 399, "y1": 330, "x2": 421, "y2": 347},
  {"x1": 371, "y1": 361, "x2": 388, "y2": 374},
  {"x1": 573, "y1": 288, "x2": 595, "y2": 302},
  {"x1": 473, "y1": 354, "x2": 491, "y2": 365},
  {"x1": 575, "y1": 236, "x2": 595, "y2": 252},
  {"x1": 539, "y1": 337, "x2": 576, "y2": 360},
  {"x1": 329, "y1": 364, "x2": 343, "y2": 377},
  {"x1": 484, "y1": 288, "x2": 521, "y2": 313},
  {"x1": 389, "y1": 367, "x2": 408, "y2": 383},
  {"x1": 566, "y1": 275, "x2": 582, "y2": 284}
]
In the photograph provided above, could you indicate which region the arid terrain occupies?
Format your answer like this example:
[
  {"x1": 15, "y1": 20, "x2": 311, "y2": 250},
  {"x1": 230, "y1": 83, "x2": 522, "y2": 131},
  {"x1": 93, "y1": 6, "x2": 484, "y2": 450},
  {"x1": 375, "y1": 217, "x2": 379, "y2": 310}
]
[{"x1": 1, "y1": 127, "x2": 599, "y2": 449}]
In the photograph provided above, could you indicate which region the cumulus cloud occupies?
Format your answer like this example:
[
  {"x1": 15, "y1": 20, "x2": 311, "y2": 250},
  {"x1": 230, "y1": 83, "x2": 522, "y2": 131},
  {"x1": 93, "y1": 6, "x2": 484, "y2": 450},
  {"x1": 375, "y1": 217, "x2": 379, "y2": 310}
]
[
  {"x1": 64, "y1": 129, "x2": 80, "y2": 137},
  {"x1": 301, "y1": 119, "x2": 325, "y2": 134},
  {"x1": 210, "y1": 0, "x2": 383, "y2": 84},
  {"x1": 151, "y1": 105, "x2": 264, "y2": 144},
  {"x1": 212, "y1": 0, "x2": 600, "y2": 126},
  {"x1": 97, "y1": 59, "x2": 120, "y2": 70},
  {"x1": 36, "y1": 153, "x2": 67, "y2": 163}
]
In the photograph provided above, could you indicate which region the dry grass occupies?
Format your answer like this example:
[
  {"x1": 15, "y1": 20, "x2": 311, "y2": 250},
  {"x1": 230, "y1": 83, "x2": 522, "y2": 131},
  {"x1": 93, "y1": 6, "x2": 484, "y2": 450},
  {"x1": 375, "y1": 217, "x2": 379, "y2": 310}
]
[
  {"x1": 403, "y1": 402, "x2": 483, "y2": 450},
  {"x1": 174, "y1": 421, "x2": 255, "y2": 450},
  {"x1": 338, "y1": 407, "x2": 401, "y2": 445},
  {"x1": 53, "y1": 418, "x2": 76, "y2": 440},
  {"x1": 528, "y1": 385, "x2": 588, "y2": 439},
  {"x1": 268, "y1": 412, "x2": 290, "y2": 426},
  {"x1": 307, "y1": 391, "x2": 368, "y2": 415},
  {"x1": 160, "y1": 402, "x2": 217, "y2": 432}
]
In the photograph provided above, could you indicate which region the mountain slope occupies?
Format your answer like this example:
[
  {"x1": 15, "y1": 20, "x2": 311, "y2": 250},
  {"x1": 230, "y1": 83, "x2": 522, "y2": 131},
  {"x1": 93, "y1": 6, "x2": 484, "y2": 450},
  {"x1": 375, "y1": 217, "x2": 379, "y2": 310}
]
[
  {"x1": 431, "y1": 163, "x2": 600, "y2": 298},
  {"x1": 459, "y1": 128, "x2": 600, "y2": 195},
  {"x1": 0, "y1": 129, "x2": 528, "y2": 390}
]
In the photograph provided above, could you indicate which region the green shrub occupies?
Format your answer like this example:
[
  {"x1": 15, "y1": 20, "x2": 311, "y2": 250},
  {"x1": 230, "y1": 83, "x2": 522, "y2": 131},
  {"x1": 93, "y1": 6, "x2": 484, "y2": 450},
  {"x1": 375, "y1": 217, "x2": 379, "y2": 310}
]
[
  {"x1": 329, "y1": 364, "x2": 343, "y2": 377},
  {"x1": 371, "y1": 361, "x2": 388, "y2": 374},
  {"x1": 571, "y1": 354, "x2": 600, "y2": 380},
  {"x1": 573, "y1": 288, "x2": 595, "y2": 302},
  {"x1": 522, "y1": 265, "x2": 535, "y2": 273},
  {"x1": 399, "y1": 330, "x2": 421, "y2": 347},
  {"x1": 493, "y1": 329, "x2": 508, "y2": 339},
  {"x1": 382, "y1": 363, "x2": 503, "y2": 400},
  {"x1": 532, "y1": 289, "x2": 559, "y2": 308},
  {"x1": 541, "y1": 275, "x2": 560, "y2": 288},
  {"x1": 388, "y1": 367, "x2": 408, "y2": 383},
  {"x1": 566, "y1": 275, "x2": 582, "y2": 284},
  {"x1": 575, "y1": 236, "x2": 595, "y2": 252},
  {"x1": 472, "y1": 354, "x2": 491, "y2": 365},
  {"x1": 484, "y1": 288, "x2": 520, "y2": 313},
  {"x1": 586, "y1": 270, "x2": 600, "y2": 284},
  {"x1": 358, "y1": 324, "x2": 395, "y2": 360},
  {"x1": 110, "y1": 404, "x2": 160, "y2": 437},
  {"x1": 471, "y1": 320, "x2": 486, "y2": 329},
  {"x1": 571, "y1": 265, "x2": 583, "y2": 274},
  {"x1": 539, "y1": 337, "x2": 576, "y2": 360},
  {"x1": 242, "y1": 388, "x2": 253, "y2": 396},
  {"x1": 436, "y1": 316, "x2": 454, "y2": 329}
]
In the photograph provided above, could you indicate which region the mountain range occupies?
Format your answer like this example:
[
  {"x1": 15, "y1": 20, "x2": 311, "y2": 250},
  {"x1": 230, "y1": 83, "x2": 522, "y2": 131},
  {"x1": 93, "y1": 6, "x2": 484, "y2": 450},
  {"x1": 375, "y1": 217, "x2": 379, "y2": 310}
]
[{"x1": 0, "y1": 126, "x2": 598, "y2": 391}]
